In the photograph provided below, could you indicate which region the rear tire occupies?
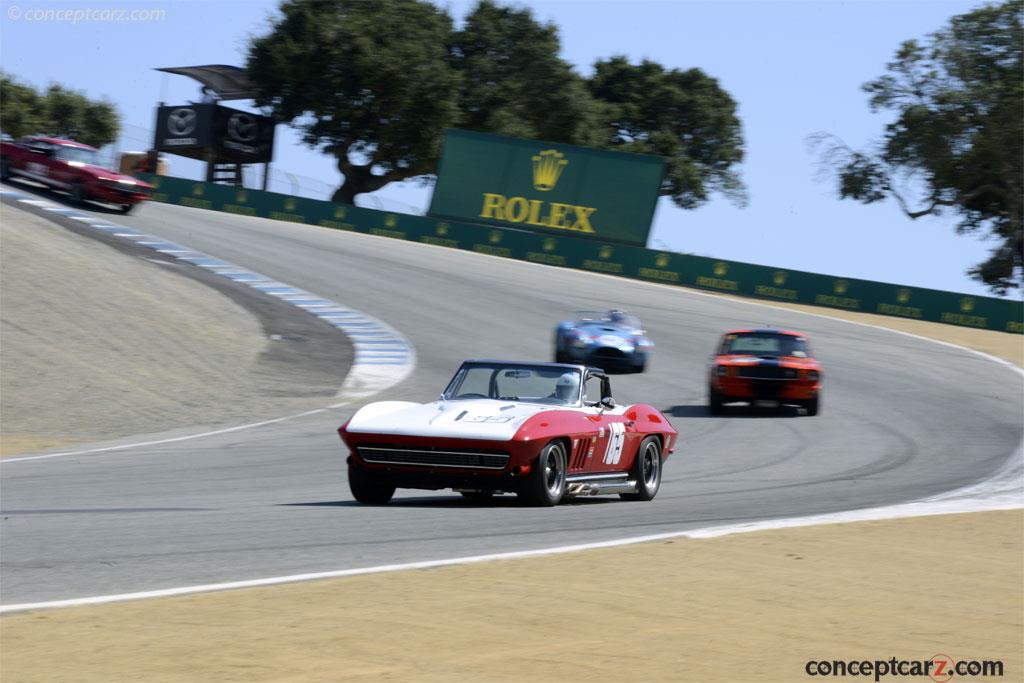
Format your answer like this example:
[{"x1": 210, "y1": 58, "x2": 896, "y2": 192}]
[
  {"x1": 621, "y1": 436, "x2": 663, "y2": 501},
  {"x1": 708, "y1": 385, "x2": 725, "y2": 416},
  {"x1": 518, "y1": 441, "x2": 567, "y2": 507},
  {"x1": 0, "y1": 158, "x2": 11, "y2": 181},
  {"x1": 348, "y1": 464, "x2": 396, "y2": 504},
  {"x1": 120, "y1": 203, "x2": 134, "y2": 214},
  {"x1": 803, "y1": 393, "x2": 820, "y2": 416}
]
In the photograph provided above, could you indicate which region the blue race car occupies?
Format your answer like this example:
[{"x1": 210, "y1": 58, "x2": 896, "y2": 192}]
[{"x1": 553, "y1": 310, "x2": 653, "y2": 373}]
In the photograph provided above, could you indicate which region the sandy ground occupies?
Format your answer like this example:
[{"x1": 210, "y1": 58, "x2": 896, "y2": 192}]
[
  {"x1": 0, "y1": 208, "x2": 349, "y2": 456},
  {"x1": 2, "y1": 510, "x2": 1019, "y2": 682}
]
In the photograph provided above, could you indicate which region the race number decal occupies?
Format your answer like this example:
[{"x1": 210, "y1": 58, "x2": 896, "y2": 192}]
[{"x1": 602, "y1": 422, "x2": 626, "y2": 465}]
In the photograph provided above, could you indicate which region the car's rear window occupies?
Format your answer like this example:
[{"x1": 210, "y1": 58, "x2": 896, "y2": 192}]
[{"x1": 720, "y1": 333, "x2": 808, "y2": 357}]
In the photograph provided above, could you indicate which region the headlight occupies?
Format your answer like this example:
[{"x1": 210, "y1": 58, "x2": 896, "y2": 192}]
[
  {"x1": 716, "y1": 365, "x2": 728, "y2": 377},
  {"x1": 571, "y1": 336, "x2": 590, "y2": 348},
  {"x1": 806, "y1": 370, "x2": 820, "y2": 381}
]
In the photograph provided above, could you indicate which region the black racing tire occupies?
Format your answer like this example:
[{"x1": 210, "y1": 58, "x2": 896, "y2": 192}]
[
  {"x1": 348, "y1": 463, "x2": 396, "y2": 505},
  {"x1": 460, "y1": 491, "x2": 495, "y2": 503},
  {"x1": 708, "y1": 384, "x2": 725, "y2": 416},
  {"x1": 803, "y1": 393, "x2": 820, "y2": 416},
  {"x1": 0, "y1": 158, "x2": 11, "y2": 181},
  {"x1": 518, "y1": 440, "x2": 567, "y2": 507},
  {"x1": 120, "y1": 203, "x2": 135, "y2": 215},
  {"x1": 633, "y1": 358, "x2": 647, "y2": 373},
  {"x1": 69, "y1": 182, "x2": 86, "y2": 205},
  {"x1": 620, "y1": 436, "x2": 663, "y2": 501}
]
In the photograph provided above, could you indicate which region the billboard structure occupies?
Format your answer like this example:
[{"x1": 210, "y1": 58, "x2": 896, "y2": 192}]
[
  {"x1": 429, "y1": 129, "x2": 664, "y2": 247},
  {"x1": 151, "y1": 65, "x2": 275, "y2": 187}
]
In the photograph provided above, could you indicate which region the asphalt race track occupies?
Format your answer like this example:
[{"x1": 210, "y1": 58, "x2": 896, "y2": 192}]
[{"x1": 2, "y1": 191, "x2": 1022, "y2": 606}]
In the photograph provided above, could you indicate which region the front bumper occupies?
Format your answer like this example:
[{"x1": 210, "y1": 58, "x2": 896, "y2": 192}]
[
  {"x1": 713, "y1": 377, "x2": 819, "y2": 402},
  {"x1": 341, "y1": 432, "x2": 542, "y2": 491},
  {"x1": 90, "y1": 183, "x2": 149, "y2": 205},
  {"x1": 566, "y1": 346, "x2": 646, "y2": 368}
]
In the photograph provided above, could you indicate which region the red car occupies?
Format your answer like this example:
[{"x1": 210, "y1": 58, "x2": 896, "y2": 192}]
[
  {"x1": 0, "y1": 135, "x2": 152, "y2": 213},
  {"x1": 339, "y1": 360, "x2": 678, "y2": 506},
  {"x1": 708, "y1": 328, "x2": 822, "y2": 415}
]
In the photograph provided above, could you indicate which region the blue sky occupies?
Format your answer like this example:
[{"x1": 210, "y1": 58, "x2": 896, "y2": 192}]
[{"x1": 1, "y1": 0, "x2": 1017, "y2": 299}]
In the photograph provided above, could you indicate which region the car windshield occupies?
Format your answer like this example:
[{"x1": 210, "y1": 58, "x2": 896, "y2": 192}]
[
  {"x1": 575, "y1": 310, "x2": 641, "y2": 330},
  {"x1": 443, "y1": 363, "x2": 582, "y2": 406},
  {"x1": 54, "y1": 145, "x2": 99, "y2": 166},
  {"x1": 720, "y1": 333, "x2": 808, "y2": 357}
]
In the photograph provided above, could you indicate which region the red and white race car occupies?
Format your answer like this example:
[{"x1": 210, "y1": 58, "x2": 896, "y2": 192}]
[
  {"x1": 0, "y1": 135, "x2": 152, "y2": 213},
  {"x1": 338, "y1": 360, "x2": 677, "y2": 506}
]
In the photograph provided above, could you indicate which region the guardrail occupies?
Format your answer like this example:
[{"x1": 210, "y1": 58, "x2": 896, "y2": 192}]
[{"x1": 137, "y1": 174, "x2": 1023, "y2": 334}]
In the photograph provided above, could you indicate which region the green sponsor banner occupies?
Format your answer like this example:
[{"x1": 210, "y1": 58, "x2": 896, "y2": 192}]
[
  {"x1": 427, "y1": 129, "x2": 664, "y2": 247},
  {"x1": 137, "y1": 174, "x2": 1023, "y2": 334}
]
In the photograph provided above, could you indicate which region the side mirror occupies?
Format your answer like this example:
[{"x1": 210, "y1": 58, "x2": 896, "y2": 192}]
[{"x1": 600, "y1": 396, "x2": 616, "y2": 409}]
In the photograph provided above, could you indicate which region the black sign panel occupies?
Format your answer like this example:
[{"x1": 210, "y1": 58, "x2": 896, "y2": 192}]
[
  {"x1": 153, "y1": 104, "x2": 274, "y2": 164},
  {"x1": 212, "y1": 106, "x2": 274, "y2": 163},
  {"x1": 154, "y1": 104, "x2": 214, "y2": 151}
]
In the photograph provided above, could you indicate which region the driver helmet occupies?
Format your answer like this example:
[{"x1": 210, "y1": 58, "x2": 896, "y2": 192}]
[
  {"x1": 608, "y1": 309, "x2": 626, "y2": 323},
  {"x1": 555, "y1": 372, "x2": 579, "y2": 401}
]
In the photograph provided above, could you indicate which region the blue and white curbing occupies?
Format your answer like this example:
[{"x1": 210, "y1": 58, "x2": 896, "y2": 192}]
[{"x1": 0, "y1": 188, "x2": 415, "y2": 400}]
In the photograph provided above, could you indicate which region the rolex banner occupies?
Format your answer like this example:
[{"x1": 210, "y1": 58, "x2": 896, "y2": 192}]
[{"x1": 428, "y1": 129, "x2": 665, "y2": 247}]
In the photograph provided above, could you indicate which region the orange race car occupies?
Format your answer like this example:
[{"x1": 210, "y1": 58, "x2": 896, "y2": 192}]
[{"x1": 708, "y1": 328, "x2": 822, "y2": 416}]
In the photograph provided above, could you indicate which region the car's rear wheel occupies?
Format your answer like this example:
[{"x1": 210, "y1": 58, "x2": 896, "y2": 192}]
[
  {"x1": 621, "y1": 436, "x2": 662, "y2": 501},
  {"x1": 120, "y1": 203, "x2": 134, "y2": 214},
  {"x1": 518, "y1": 440, "x2": 567, "y2": 507},
  {"x1": 0, "y1": 158, "x2": 11, "y2": 181},
  {"x1": 348, "y1": 464, "x2": 396, "y2": 504},
  {"x1": 803, "y1": 393, "x2": 820, "y2": 416},
  {"x1": 708, "y1": 384, "x2": 725, "y2": 416}
]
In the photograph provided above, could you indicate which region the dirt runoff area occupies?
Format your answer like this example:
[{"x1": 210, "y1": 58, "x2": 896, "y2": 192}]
[
  {"x1": 1, "y1": 510, "x2": 1020, "y2": 682},
  {"x1": 0, "y1": 206, "x2": 349, "y2": 456}
]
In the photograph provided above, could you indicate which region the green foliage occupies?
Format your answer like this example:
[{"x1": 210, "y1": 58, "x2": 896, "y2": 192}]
[
  {"x1": 589, "y1": 56, "x2": 746, "y2": 209},
  {"x1": 816, "y1": 0, "x2": 1023, "y2": 294},
  {"x1": 247, "y1": 0, "x2": 460, "y2": 204},
  {"x1": 0, "y1": 72, "x2": 120, "y2": 148},
  {"x1": 452, "y1": 1, "x2": 598, "y2": 146},
  {"x1": 247, "y1": 0, "x2": 746, "y2": 212}
]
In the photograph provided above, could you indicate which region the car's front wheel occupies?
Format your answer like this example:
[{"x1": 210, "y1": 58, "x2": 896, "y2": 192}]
[
  {"x1": 621, "y1": 436, "x2": 662, "y2": 501},
  {"x1": 69, "y1": 182, "x2": 86, "y2": 205},
  {"x1": 708, "y1": 384, "x2": 725, "y2": 416},
  {"x1": 348, "y1": 464, "x2": 396, "y2": 504},
  {"x1": 119, "y1": 203, "x2": 134, "y2": 214},
  {"x1": 803, "y1": 393, "x2": 820, "y2": 416},
  {"x1": 518, "y1": 440, "x2": 567, "y2": 507}
]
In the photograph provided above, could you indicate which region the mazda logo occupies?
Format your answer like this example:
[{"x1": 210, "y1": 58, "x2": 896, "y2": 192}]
[
  {"x1": 167, "y1": 108, "x2": 197, "y2": 136},
  {"x1": 228, "y1": 113, "x2": 258, "y2": 142}
]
